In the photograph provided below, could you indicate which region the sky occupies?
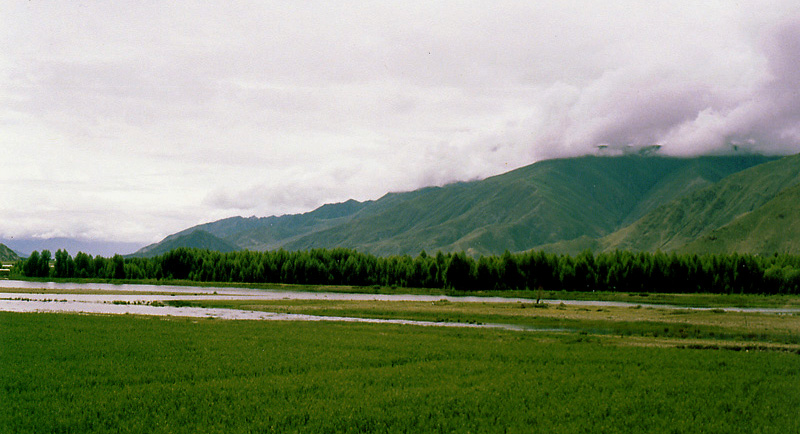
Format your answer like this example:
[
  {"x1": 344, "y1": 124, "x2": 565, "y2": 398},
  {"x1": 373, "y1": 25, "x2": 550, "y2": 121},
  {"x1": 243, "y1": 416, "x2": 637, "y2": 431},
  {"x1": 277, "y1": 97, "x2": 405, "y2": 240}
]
[{"x1": 3, "y1": 1, "x2": 800, "y2": 248}]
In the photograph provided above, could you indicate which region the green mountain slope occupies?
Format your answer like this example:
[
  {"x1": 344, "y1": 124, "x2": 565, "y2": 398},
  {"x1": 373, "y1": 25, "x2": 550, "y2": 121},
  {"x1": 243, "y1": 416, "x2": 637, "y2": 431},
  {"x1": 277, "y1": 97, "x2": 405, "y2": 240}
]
[
  {"x1": 619, "y1": 156, "x2": 774, "y2": 225},
  {"x1": 130, "y1": 230, "x2": 240, "y2": 258},
  {"x1": 601, "y1": 154, "x2": 800, "y2": 252},
  {"x1": 678, "y1": 183, "x2": 800, "y2": 255},
  {"x1": 133, "y1": 154, "x2": 776, "y2": 257},
  {"x1": 282, "y1": 155, "x2": 775, "y2": 255},
  {"x1": 162, "y1": 198, "x2": 406, "y2": 251},
  {"x1": 0, "y1": 243, "x2": 20, "y2": 261}
]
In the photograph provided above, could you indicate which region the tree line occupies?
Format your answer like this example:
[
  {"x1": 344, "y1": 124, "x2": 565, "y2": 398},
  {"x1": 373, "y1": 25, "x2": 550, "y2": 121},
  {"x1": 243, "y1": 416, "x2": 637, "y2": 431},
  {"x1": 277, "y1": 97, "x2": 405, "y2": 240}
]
[{"x1": 10, "y1": 247, "x2": 800, "y2": 294}]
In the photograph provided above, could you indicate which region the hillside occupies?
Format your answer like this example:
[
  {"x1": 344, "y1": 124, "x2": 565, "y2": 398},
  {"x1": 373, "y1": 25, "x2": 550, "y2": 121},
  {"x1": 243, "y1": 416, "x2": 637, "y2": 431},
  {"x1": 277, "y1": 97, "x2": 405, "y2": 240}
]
[
  {"x1": 132, "y1": 154, "x2": 777, "y2": 257},
  {"x1": 678, "y1": 183, "x2": 800, "y2": 255},
  {"x1": 130, "y1": 230, "x2": 240, "y2": 258},
  {"x1": 600, "y1": 153, "x2": 800, "y2": 252},
  {"x1": 283, "y1": 155, "x2": 774, "y2": 255},
  {"x1": 0, "y1": 243, "x2": 20, "y2": 261}
]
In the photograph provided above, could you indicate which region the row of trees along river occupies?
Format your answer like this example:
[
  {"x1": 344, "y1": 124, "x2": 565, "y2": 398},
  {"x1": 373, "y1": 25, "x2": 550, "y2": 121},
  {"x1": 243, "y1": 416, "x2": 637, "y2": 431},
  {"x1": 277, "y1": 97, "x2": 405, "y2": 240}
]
[{"x1": 9, "y1": 247, "x2": 800, "y2": 295}]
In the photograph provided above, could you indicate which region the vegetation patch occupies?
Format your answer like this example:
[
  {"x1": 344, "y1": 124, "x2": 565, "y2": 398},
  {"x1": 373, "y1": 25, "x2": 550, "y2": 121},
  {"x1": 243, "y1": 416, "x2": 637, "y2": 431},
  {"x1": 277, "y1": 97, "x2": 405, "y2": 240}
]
[
  {"x1": 159, "y1": 297, "x2": 800, "y2": 345},
  {"x1": 2, "y1": 311, "x2": 799, "y2": 433},
  {"x1": 678, "y1": 343, "x2": 800, "y2": 355},
  {"x1": 10, "y1": 246, "x2": 800, "y2": 297}
]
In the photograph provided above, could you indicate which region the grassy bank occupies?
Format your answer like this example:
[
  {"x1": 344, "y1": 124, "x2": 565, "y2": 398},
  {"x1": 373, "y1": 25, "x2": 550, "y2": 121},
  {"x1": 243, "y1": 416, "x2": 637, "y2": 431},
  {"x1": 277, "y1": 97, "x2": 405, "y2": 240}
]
[
  {"x1": 165, "y1": 298, "x2": 800, "y2": 345},
  {"x1": 2, "y1": 312, "x2": 799, "y2": 433}
]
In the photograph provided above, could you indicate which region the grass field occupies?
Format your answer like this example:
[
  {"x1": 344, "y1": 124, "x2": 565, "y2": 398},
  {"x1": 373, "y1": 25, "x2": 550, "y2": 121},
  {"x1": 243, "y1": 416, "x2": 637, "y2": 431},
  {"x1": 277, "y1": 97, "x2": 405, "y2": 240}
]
[
  {"x1": 164, "y1": 297, "x2": 800, "y2": 346},
  {"x1": 2, "y1": 308, "x2": 800, "y2": 433}
]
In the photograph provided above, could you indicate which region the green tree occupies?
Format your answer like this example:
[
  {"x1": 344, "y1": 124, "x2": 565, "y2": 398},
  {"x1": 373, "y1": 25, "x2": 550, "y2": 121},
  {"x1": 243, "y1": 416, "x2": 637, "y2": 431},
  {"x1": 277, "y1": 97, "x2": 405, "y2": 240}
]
[
  {"x1": 93, "y1": 255, "x2": 110, "y2": 278},
  {"x1": 74, "y1": 252, "x2": 93, "y2": 278},
  {"x1": 39, "y1": 250, "x2": 52, "y2": 277},
  {"x1": 573, "y1": 250, "x2": 597, "y2": 291},
  {"x1": 53, "y1": 249, "x2": 75, "y2": 278},
  {"x1": 445, "y1": 252, "x2": 475, "y2": 291},
  {"x1": 476, "y1": 256, "x2": 499, "y2": 291},
  {"x1": 22, "y1": 251, "x2": 40, "y2": 277},
  {"x1": 112, "y1": 254, "x2": 126, "y2": 279},
  {"x1": 500, "y1": 251, "x2": 523, "y2": 290}
]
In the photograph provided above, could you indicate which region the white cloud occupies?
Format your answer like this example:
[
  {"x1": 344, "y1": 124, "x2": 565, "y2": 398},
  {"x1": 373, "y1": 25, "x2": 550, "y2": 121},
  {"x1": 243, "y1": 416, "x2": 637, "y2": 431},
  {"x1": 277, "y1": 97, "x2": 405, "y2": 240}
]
[{"x1": 2, "y1": 1, "x2": 800, "y2": 245}]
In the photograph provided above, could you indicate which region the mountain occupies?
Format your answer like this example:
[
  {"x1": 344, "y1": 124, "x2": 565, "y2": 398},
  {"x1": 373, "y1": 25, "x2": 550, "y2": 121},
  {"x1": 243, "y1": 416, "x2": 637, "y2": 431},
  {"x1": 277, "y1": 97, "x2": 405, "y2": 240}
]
[
  {"x1": 0, "y1": 243, "x2": 20, "y2": 261},
  {"x1": 280, "y1": 156, "x2": 776, "y2": 255},
  {"x1": 678, "y1": 183, "x2": 800, "y2": 255},
  {"x1": 129, "y1": 230, "x2": 240, "y2": 258},
  {"x1": 133, "y1": 154, "x2": 778, "y2": 257},
  {"x1": 598, "y1": 153, "x2": 800, "y2": 253},
  {"x1": 0, "y1": 238, "x2": 141, "y2": 257}
]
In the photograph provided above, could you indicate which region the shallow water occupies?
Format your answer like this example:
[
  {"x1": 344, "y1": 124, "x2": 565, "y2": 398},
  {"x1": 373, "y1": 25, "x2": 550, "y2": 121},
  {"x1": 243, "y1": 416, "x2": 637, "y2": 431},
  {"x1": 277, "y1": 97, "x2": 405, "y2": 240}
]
[
  {"x1": 0, "y1": 280, "x2": 253, "y2": 295},
  {"x1": 0, "y1": 296, "x2": 560, "y2": 332},
  {"x1": 1, "y1": 280, "x2": 797, "y2": 315}
]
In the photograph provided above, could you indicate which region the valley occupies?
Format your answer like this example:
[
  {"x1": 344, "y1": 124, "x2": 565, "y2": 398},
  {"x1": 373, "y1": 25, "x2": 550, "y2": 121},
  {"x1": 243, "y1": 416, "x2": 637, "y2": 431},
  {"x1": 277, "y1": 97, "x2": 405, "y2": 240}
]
[{"x1": 6, "y1": 153, "x2": 800, "y2": 434}]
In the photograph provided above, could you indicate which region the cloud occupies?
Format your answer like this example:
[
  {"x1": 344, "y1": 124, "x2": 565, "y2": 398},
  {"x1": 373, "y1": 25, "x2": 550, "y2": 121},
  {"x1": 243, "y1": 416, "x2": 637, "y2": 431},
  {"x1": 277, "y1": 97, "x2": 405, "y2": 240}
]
[
  {"x1": 473, "y1": 11, "x2": 800, "y2": 160},
  {"x1": 2, "y1": 2, "x2": 800, "y2": 244},
  {"x1": 652, "y1": 17, "x2": 800, "y2": 155}
]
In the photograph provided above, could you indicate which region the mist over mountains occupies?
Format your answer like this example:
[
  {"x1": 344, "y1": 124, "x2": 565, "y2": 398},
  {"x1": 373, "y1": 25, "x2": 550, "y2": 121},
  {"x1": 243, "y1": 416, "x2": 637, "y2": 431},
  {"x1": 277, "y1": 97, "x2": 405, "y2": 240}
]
[
  {"x1": 132, "y1": 153, "x2": 797, "y2": 258},
  {"x1": 0, "y1": 238, "x2": 141, "y2": 258}
]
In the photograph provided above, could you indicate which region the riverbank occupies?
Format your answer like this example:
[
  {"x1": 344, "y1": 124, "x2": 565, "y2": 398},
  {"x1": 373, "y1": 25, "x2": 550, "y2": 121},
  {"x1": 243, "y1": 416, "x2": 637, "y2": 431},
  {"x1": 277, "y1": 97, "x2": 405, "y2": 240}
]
[{"x1": 2, "y1": 280, "x2": 799, "y2": 347}]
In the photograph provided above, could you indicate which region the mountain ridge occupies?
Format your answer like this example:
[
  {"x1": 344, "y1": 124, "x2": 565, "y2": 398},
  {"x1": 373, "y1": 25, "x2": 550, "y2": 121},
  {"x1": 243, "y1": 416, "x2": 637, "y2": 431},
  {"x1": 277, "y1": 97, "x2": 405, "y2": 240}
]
[
  {"x1": 131, "y1": 230, "x2": 240, "y2": 258},
  {"x1": 280, "y1": 155, "x2": 776, "y2": 255},
  {"x1": 132, "y1": 154, "x2": 784, "y2": 257},
  {"x1": 0, "y1": 238, "x2": 141, "y2": 258},
  {"x1": 599, "y1": 153, "x2": 800, "y2": 252}
]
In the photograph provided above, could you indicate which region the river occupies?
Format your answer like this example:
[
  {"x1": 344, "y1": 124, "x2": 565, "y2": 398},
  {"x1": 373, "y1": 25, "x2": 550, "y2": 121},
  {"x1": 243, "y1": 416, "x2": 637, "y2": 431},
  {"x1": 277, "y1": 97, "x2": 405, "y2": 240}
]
[{"x1": 0, "y1": 280, "x2": 797, "y2": 324}]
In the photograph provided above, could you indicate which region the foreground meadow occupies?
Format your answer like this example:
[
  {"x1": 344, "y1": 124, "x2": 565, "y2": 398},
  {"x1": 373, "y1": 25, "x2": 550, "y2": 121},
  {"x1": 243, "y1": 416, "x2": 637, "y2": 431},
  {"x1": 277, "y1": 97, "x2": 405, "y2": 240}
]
[{"x1": 2, "y1": 311, "x2": 799, "y2": 433}]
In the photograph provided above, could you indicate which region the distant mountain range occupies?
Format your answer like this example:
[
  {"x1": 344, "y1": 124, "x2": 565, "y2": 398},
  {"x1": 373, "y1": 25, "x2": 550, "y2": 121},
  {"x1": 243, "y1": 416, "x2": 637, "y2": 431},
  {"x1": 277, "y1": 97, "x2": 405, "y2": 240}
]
[
  {"x1": 0, "y1": 238, "x2": 141, "y2": 258},
  {"x1": 132, "y1": 153, "x2": 800, "y2": 257},
  {"x1": 131, "y1": 230, "x2": 240, "y2": 257}
]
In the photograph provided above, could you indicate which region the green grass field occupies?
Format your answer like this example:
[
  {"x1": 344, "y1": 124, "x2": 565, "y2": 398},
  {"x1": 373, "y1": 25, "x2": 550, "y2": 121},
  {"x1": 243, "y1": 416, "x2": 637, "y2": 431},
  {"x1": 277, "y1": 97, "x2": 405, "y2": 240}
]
[
  {"x1": 162, "y1": 297, "x2": 800, "y2": 345},
  {"x1": 2, "y1": 311, "x2": 799, "y2": 433}
]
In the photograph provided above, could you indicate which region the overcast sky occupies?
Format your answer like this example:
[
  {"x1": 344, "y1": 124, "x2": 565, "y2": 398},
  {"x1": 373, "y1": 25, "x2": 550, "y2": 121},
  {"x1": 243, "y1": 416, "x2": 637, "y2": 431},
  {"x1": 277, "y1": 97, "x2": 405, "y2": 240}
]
[{"x1": 3, "y1": 1, "x2": 800, "y2": 246}]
